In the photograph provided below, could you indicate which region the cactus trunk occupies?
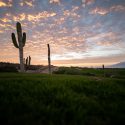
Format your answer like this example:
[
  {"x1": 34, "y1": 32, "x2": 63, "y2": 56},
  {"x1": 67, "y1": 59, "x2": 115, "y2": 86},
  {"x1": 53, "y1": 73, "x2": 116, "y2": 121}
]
[
  {"x1": 47, "y1": 44, "x2": 51, "y2": 74},
  {"x1": 19, "y1": 47, "x2": 24, "y2": 72}
]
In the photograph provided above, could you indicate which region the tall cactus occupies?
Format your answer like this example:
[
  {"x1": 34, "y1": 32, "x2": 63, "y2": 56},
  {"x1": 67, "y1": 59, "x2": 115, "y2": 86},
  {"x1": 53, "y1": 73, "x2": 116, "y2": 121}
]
[
  {"x1": 47, "y1": 44, "x2": 51, "y2": 74},
  {"x1": 11, "y1": 22, "x2": 26, "y2": 72}
]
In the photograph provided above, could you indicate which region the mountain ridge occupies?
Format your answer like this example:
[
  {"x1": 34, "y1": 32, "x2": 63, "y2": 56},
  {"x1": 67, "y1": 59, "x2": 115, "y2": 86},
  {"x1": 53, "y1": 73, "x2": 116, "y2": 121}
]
[{"x1": 107, "y1": 62, "x2": 125, "y2": 68}]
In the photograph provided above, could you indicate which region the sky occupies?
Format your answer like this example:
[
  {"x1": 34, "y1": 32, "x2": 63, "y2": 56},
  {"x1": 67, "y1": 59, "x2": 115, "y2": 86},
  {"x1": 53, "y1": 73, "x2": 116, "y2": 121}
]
[{"x1": 0, "y1": 0, "x2": 125, "y2": 67}]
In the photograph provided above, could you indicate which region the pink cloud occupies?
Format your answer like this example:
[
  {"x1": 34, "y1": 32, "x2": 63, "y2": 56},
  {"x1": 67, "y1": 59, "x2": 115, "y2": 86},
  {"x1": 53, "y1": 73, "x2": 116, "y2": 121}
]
[
  {"x1": 90, "y1": 7, "x2": 109, "y2": 15},
  {"x1": 90, "y1": 5, "x2": 125, "y2": 15},
  {"x1": 82, "y1": 0, "x2": 95, "y2": 7},
  {"x1": 110, "y1": 5, "x2": 125, "y2": 12},
  {"x1": 49, "y1": 0, "x2": 60, "y2": 4},
  {"x1": 84, "y1": 0, "x2": 95, "y2": 5}
]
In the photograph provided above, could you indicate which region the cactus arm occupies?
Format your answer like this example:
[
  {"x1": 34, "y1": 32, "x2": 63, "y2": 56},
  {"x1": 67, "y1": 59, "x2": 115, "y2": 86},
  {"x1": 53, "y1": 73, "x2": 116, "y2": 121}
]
[
  {"x1": 22, "y1": 32, "x2": 26, "y2": 47},
  {"x1": 11, "y1": 33, "x2": 19, "y2": 48}
]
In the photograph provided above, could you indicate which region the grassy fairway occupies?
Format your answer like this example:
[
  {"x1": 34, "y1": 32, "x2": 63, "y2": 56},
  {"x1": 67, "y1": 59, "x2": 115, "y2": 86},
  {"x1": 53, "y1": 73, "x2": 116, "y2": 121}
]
[{"x1": 0, "y1": 73, "x2": 125, "y2": 125}]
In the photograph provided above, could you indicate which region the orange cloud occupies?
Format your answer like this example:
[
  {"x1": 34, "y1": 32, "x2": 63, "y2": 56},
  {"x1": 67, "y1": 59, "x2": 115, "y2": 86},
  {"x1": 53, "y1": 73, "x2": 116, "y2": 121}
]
[
  {"x1": 27, "y1": 11, "x2": 56, "y2": 22},
  {"x1": 0, "y1": 11, "x2": 56, "y2": 24},
  {"x1": 73, "y1": 27, "x2": 80, "y2": 35},
  {"x1": 0, "y1": 0, "x2": 12, "y2": 7},
  {"x1": 90, "y1": 5, "x2": 125, "y2": 15},
  {"x1": 13, "y1": 13, "x2": 26, "y2": 21},
  {"x1": 50, "y1": 0, "x2": 60, "y2": 4},
  {"x1": 0, "y1": 1, "x2": 6, "y2": 7},
  {"x1": 97, "y1": 41, "x2": 112, "y2": 47},
  {"x1": 82, "y1": 0, "x2": 95, "y2": 7},
  {"x1": 54, "y1": 17, "x2": 65, "y2": 25},
  {"x1": 88, "y1": 32, "x2": 116, "y2": 41},
  {"x1": 85, "y1": 0, "x2": 95, "y2": 5},
  {"x1": 63, "y1": 6, "x2": 80, "y2": 18},
  {"x1": 0, "y1": 18, "x2": 11, "y2": 23},
  {"x1": 0, "y1": 23, "x2": 11, "y2": 28},
  {"x1": 0, "y1": 30, "x2": 3, "y2": 33},
  {"x1": 20, "y1": 0, "x2": 34, "y2": 7},
  {"x1": 25, "y1": 1, "x2": 34, "y2": 7},
  {"x1": 0, "y1": 23, "x2": 14, "y2": 32}
]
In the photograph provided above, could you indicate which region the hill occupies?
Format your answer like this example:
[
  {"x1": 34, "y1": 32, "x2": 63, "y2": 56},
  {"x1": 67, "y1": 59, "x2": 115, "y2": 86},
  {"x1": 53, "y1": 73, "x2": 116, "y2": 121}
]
[{"x1": 108, "y1": 62, "x2": 125, "y2": 68}]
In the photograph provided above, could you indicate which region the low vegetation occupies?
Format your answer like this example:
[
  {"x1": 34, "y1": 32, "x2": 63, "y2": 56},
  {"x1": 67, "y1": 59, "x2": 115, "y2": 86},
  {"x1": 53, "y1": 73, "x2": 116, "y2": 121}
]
[
  {"x1": 0, "y1": 72, "x2": 125, "y2": 125},
  {"x1": 53, "y1": 67, "x2": 125, "y2": 79}
]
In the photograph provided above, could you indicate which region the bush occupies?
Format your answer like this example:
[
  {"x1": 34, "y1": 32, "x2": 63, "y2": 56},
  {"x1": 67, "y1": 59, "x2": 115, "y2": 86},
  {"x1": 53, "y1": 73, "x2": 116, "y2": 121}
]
[{"x1": 0, "y1": 66, "x2": 18, "y2": 72}]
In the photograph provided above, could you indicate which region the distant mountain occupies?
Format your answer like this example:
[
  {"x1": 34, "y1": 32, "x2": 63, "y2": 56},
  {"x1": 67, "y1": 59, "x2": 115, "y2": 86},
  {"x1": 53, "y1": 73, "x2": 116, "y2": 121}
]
[{"x1": 107, "y1": 62, "x2": 125, "y2": 68}]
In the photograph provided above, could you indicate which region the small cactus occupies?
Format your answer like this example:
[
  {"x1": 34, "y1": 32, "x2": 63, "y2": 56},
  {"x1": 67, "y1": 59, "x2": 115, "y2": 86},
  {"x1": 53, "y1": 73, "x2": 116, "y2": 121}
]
[
  {"x1": 25, "y1": 56, "x2": 31, "y2": 70},
  {"x1": 11, "y1": 22, "x2": 26, "y2": 72},
  {"x1": 28, "y1": 56, "x2": 31, "y2": 66},
  {"x1": 26, "y1": 57, "x2": 28, "y2": 66}
]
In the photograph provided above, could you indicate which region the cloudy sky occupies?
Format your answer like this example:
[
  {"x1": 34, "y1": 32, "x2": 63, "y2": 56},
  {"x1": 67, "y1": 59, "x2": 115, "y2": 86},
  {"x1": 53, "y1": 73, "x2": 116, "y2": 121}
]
[{"x1": 0, "y1": 0, "x2": 125, "y2": 67}]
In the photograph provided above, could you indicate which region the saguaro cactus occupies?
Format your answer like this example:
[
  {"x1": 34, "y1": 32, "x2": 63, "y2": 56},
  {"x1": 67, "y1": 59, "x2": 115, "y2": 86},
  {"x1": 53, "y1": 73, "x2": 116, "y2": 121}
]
[
  {"x1": 47, "y1": 44, "x2": 51, "y2": 74},
  {"x1": 11, "y1": 22, "x2": 26, "y2": 72}
]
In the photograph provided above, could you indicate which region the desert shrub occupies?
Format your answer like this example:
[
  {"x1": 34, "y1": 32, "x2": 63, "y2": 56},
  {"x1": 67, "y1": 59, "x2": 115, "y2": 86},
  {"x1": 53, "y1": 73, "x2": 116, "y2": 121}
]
[{"x1": 0, "y1": 66, "x2": 18, "y2": 72}]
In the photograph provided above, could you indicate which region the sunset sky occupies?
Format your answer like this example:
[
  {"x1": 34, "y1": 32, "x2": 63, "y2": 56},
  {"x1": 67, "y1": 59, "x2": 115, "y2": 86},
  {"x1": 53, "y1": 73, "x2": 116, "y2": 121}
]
[{"x1": 0, "y1": 0, "x2": 125, "y2": 67}]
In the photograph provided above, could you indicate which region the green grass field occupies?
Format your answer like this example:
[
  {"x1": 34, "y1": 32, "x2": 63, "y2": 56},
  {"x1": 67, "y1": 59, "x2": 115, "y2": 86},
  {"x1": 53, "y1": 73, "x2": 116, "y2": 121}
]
[
  {"x1": 0, "y1": 72, "x2": 125, "y2": 125},
  {"x1": 54, "y1": 67, "x2": 125, "y2": 78}
]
